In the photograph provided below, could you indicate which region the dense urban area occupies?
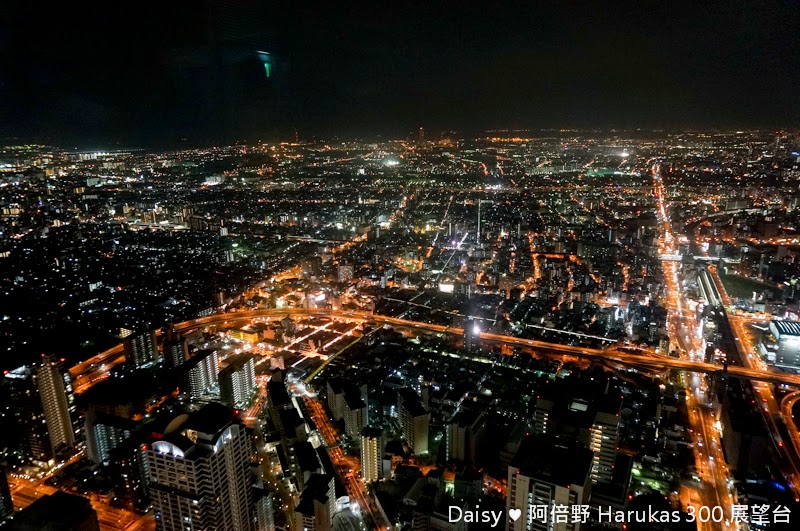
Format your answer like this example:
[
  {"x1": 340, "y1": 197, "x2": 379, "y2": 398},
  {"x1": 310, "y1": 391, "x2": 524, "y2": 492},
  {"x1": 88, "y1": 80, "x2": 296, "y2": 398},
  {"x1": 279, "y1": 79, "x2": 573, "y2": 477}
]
[{"x1": 2, "y1": 130, "x2": 800, "y2": 531}]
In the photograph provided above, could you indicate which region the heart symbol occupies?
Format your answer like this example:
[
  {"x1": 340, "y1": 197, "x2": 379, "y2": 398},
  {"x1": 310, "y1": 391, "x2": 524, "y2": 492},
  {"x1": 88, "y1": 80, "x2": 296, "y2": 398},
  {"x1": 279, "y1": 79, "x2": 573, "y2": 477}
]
[{"x1": 508, "y1": 508, "x2": 522, "y2": 522}]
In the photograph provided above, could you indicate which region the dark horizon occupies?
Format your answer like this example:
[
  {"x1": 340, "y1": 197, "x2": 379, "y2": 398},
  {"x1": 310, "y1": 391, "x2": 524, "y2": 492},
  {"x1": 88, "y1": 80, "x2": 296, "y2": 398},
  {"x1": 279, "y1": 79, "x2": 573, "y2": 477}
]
[{"x1": 1, "y1": 0, "x2": 799, "y2": 147}]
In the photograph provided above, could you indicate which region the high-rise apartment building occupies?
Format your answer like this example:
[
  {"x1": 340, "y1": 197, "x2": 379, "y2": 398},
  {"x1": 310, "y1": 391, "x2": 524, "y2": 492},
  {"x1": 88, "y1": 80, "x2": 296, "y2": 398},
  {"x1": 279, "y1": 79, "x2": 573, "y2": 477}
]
[
  {"x1": 3, "y1": 357, "x2": 76, "y2": 465},
  {"x1": 109, "y1": 436, "x2": 151, "y2": 512},
  {"x1": 4, "y1": 366, "x2": 53, "y2": 464},
  {"x1": 180, "y1": 349, "x2": 219, "y2": 400},
  {"x1": 37, "y1": 355, "x2": 76, "y2": 456},
  {"x1": 446, "y1": 409, "x2": 485, "y2": 465},
  {"x1": 533, "y1": 382, "x2": 621, "y2": 484},
  {"x1": 337, "y1": 264, "x2": 354, "y2": 283},
  {"x1": 294, "y1": 474, "x2": 335, "y2": 531},
  {"x1": 398, "y1": 388, "x2": 430, "y2": 455},
  {"x1": 463, "y1": 316, "x2": 482, "y2": 351},
  {"x1": 124, "y1": 330, "x2": 158, "y2": 368},
  {"x1": 360, "y1": 426, "x2": 384, "y2": 483},
  {"x1": 86, "y1": 413, "x2": 136, "y2": 465},
  {"x1": 146, "y1": 403, "x2": 270, "y2": 531},
  {"x1": 343, "y1": 393, "x2": 368, "y2": 439},
  {"x1": 506, "y1": 436, "x2": 593, "y2": 531},
  {"x1": 219, "y1": 354, "x2": 256, "y2": 409},
  {"x1": 163, "y1": 336, "x2": 189, "y2": 369}
]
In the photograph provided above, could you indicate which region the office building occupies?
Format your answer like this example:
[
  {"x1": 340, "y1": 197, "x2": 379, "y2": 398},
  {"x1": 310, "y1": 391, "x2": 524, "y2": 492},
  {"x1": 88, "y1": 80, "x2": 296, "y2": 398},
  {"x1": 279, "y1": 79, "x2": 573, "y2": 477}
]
[
  {"x1": 506, "y1": 436, "x2": 593, "y2": 531},
  {"x1": 360, "y1": 426, "x2": 384, "y2": 483},
  {"x1": 124, "y1": 330, "x2": 158, "y2": 368},
  {"x1": 146, "y1": 403, "x2": 268, "y2": 531},
  {"x1": 5, "y1": 491, "x2": 100, "y2": 531},
  {"x1": 219, "y1": 353, "x2": 257, "y2": 409}
]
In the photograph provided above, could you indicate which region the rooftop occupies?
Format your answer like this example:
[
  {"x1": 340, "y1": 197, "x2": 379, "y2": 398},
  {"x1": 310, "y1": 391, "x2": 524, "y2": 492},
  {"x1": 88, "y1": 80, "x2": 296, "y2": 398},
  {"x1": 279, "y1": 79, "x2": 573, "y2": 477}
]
[
  {"x1": 772, "y1": 320, "x2": 800, "y2": 337},
  {"x1": 295, "y1": 474, "x2": 333, "y2": 516},
  {"x1": 511, "y1": 435, "x2": 593, "y2": 490},
  {"x1": 6, "y1": 491, "x2": 97, "y2": 530}
]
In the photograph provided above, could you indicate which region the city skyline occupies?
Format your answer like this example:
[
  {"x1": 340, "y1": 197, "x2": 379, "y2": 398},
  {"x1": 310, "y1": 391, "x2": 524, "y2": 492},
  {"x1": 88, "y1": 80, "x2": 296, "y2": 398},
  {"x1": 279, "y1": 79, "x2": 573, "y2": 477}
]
[{"x1": 2, "y1": 131, "x2": 800, "y2": 530}]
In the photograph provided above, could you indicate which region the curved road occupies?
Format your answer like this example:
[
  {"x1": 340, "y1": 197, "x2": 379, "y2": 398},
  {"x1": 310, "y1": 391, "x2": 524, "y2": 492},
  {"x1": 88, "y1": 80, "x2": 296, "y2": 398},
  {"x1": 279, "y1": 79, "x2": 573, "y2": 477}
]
[
  {"x1": 780, "y1": 391, "x2": 800, "y2": 483},
  {"x1": 69, "y1": 308, "x2": 800, "y2": 395}
]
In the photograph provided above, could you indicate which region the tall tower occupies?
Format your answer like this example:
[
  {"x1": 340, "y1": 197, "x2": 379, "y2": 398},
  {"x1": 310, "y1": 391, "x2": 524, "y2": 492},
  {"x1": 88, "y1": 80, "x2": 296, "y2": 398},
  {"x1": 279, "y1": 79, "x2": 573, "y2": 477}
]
[
  {"x1": 37, "y1": 356, "x2": 76, "y2": 456},
  {"x1": 146, "y1": 403, "x2": 269, "y2": 531}
]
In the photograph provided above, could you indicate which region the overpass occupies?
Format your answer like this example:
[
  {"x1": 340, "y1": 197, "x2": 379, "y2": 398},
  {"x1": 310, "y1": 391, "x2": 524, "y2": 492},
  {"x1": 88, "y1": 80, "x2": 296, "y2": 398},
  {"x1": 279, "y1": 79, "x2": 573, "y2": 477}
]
[
  {"x1": 284, "y1": 235, "x2": 349, "y2": 244},
  {"x1": 69, "y1": 308, "x2": 800, "y2": 393}
]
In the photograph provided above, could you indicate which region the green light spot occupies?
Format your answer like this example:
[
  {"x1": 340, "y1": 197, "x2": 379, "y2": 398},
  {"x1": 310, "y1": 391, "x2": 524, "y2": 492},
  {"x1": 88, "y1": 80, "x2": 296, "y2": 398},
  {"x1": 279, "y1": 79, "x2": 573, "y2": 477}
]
[{"x1": 263, "y1": 62, "x2": 271, "y2": 78}]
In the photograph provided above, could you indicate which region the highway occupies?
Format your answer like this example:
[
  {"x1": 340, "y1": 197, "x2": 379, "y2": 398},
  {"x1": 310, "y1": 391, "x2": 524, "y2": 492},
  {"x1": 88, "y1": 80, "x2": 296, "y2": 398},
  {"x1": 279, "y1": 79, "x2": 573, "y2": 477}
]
[
  {"x1": 654, "y1": 164, "x2": 737, "y2": 530},
  {"x1": 68, "y1": 343, "x2": 124, "y2": 393},
  {"x1": 68, "y1": 307, "x2": 800, "y2": 396},
  {"x1": 707, "y1": 264, "x2": 800, "y2": 500},
  {"x1": 780, "y1": 391, "x2": 800, "y2": 470}
]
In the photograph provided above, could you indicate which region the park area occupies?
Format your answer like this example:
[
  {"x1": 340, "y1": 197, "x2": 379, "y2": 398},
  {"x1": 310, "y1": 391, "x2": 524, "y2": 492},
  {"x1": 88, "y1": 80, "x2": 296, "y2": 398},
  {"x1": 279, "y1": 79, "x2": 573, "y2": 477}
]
[{"x1": 719, "y1": 271, "x2": 783, "y2": 301}]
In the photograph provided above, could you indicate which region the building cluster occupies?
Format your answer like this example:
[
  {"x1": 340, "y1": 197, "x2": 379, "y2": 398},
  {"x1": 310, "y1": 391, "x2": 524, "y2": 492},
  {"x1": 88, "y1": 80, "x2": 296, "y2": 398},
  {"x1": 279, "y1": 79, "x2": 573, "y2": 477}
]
[{"x1": 2, "y1": 129, "x2": 800, "y2": 529}]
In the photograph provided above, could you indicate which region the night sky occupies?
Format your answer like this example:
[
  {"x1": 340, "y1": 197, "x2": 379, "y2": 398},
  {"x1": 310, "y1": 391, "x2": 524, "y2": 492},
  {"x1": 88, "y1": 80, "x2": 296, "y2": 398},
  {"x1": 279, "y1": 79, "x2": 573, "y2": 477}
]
[{"x1": 0, "y1": 0, "x2": 798, "y2": 146}]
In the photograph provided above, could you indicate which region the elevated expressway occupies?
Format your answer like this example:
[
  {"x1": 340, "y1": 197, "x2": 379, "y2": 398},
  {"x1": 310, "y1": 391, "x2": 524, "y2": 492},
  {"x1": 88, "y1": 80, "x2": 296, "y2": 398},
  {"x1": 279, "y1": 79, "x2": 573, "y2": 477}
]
[{"x1": 70, "y1": 308, "x2": 800, "y2": 394}]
